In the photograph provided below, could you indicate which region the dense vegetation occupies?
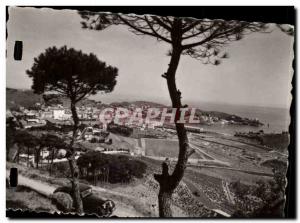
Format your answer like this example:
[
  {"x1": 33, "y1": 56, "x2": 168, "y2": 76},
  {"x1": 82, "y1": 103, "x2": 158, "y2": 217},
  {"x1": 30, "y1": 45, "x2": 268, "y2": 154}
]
[
  {"x1": 260, "y1": 133, "x2": 289, "y2": 152},
  {"x1": 77, "y1": 151, "x2": 147, "y2": 184},
  {"x1": 235, "y1": 131, "x2": 289, "y2": 152},
  {"x1": 231, "y1": 159, "x2": 286, "y2": 217},
  {"x1": 107, "y1": 122, "x2": 133, "y2": 137},
  {"x1": 29, "y1": 120, "x2": 87, "y2": 133}
]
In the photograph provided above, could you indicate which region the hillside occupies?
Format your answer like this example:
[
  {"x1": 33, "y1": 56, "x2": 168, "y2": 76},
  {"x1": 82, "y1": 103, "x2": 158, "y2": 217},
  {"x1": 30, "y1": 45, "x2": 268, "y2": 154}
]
[
  {"x1": 109, "y1": 101, "x2": 166, "y2": 108},
  {"x1": 6, "y1": 88, "x2": 167, "y2": 110},
  {"x1": 6, "y1": 88, "x2": 101, "y2": 109},
  {"x1": 6, "y1": 88, "x2": 43, "y2": 109},
  {"x1": 6, "y1": 88, "x2": 258, "y2": 126}
]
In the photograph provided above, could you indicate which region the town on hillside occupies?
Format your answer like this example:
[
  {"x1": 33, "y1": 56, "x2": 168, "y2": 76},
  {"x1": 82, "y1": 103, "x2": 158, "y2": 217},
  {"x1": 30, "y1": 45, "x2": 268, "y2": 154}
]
[
  {"x1": 6, "y1": 6, "x2": 293, "y2": 219},
  {"x1": 7, "y1": 92, "x2": 289, "y2": 217}
]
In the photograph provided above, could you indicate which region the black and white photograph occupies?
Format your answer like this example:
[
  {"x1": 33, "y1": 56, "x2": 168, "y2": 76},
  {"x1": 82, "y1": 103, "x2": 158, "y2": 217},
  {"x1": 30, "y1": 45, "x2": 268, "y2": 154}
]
[{"x1": 6, "y1": 6, "x2": 294, "y2": 218}]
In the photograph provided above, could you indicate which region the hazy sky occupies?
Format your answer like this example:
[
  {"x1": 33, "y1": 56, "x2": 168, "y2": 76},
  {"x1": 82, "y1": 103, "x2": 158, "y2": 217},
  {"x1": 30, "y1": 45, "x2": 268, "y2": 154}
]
[{"x1": 7, "y1": 7, "x2": 294, "y2": 109}]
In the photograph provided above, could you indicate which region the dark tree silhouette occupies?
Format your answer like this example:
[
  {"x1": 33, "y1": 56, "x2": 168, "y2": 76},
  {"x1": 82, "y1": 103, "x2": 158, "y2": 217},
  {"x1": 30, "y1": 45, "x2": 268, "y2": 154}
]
[
  {"x1": 43, "y1": 94, "x2": 63, "y2": 106},
  {"x1": 80, "y1": 12, "x2": 268, "y2": 217},
  {"x1": 14, "y1": 130, "x2": 38, "y2": 166},
  {"x1": 26, "y1": 46, "x2": 118, "y2": 213},
  {"x1": 38, "y1": 134, "x2": 67, "y2": 173}
]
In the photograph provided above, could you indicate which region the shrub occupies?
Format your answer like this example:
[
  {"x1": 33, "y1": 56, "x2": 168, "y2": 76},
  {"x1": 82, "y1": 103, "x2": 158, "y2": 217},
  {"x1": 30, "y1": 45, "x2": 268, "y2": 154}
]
[
  {"x1": 107, "y1": 139, "x2": 112, "y2": 145},
  {"x1": 107, "y1": 123, "x2": 133, "y2": 137},
  {"x1": 52, "y1": 192, "x2": 73, "y2": 212},
  {"x1": 90, "y1": 138, "x2": 97, "y2": 143}
]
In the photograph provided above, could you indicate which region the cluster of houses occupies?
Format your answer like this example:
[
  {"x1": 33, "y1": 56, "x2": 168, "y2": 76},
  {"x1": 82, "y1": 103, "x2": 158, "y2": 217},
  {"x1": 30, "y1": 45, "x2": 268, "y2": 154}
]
[
  {"x1": 8, "y1": 103, "x2": 103, "y2": 128},
  {"x1": 78, "y1": 126, "x2": 111, "y2": 143},
  {"x1": 8, "y1": 100, "x2": 262, "y2": 134},
  {"x1": 10, "y1": 102, "x2": 165, "y2": 130}
]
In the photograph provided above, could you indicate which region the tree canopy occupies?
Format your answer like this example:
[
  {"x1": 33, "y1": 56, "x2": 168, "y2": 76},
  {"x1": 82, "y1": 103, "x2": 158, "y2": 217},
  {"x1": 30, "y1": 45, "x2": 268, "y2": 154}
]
[
  {"x1": 14, "y1": 130, "x2": 39, "y2": 149},
  {"x1": 39, "y1": 133, "x2": 68, "y2": 149},
  {"x1": 26, "y1": 46, "x2": 118, "y2": 103},
  {"x1": 80, "y1": 12, "x2": 268, "y2": 65},
  {"x1": 77, "y1": 151, "x2": 147, "y2": 183}
]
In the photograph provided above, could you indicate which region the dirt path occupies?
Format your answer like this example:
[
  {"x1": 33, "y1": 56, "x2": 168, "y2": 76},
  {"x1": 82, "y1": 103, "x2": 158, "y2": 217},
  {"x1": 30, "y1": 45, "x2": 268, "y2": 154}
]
[
  {"x1": 6, "y1": 170, "x2": 56, "y2": 197},
  {"x1": 91, "y1": 185, "x2": 136, "y2": 200},
  {"x1": 6, "y1": 171, "x2": 146, "y2": 217},
  {"x1": 188, "y1": 142, "x2": 230, "y2": 166}
]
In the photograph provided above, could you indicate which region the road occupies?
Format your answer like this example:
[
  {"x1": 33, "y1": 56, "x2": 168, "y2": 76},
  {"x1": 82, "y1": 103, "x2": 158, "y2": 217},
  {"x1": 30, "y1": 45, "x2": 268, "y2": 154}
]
[
  {"x1": 6, "y1": 171, "x2": 144, "y2": 217},
  {"x1": 6, "y1": 170, "x2": 56, "y2": 197},
  {"x1": 188, "y1": 142, "x2": 231, "y2": 166}
]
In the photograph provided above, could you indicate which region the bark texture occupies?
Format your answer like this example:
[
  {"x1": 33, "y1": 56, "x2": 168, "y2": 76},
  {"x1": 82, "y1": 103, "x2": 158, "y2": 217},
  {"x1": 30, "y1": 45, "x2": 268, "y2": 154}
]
[
  {"x1": 154, "y1": 19, "x2": 194, "y2": 217},
  {"x1": 158, "y1": 191, "x2": 173, "y2": 217},
  {"x1": 68, "y1": 101, "x2": 83, "y2": 214}
]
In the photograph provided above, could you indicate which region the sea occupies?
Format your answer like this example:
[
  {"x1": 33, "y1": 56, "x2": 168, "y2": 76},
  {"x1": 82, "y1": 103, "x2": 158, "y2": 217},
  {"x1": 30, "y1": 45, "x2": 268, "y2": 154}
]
[{"x1": 192, "y1": 102, "x2": 291, "y2": 136}]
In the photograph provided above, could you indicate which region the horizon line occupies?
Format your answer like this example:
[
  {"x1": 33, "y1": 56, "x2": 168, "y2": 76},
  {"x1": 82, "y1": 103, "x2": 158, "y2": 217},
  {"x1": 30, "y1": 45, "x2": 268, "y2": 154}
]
[{"x1": 6, "y1": 86, "x2": 290, "y2": 110}]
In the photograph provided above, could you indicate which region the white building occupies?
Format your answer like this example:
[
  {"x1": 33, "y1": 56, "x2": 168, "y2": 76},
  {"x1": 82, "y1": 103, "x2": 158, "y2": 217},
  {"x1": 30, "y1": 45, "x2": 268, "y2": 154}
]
[
  {"x1": 53, "y1": 109, "x2": 65, "y2": 120},
  {"x1": 63, "y1": 112, "x2": 72, "y2": 120},
  {"x1": 146, "y1": 120, "x2": 163, "y2": 129}
]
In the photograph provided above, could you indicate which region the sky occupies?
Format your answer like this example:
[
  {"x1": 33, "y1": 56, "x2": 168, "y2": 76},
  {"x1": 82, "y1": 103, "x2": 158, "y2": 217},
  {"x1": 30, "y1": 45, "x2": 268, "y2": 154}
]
[{"x1": 6, "y1": 7, "x2": 294, "y2": 109}]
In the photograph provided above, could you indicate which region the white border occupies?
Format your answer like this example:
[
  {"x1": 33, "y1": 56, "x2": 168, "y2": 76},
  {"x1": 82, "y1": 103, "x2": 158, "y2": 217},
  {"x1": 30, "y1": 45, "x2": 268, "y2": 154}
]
[{"x1": 0, "y1": 1, "x2": 298, "y2": 223}]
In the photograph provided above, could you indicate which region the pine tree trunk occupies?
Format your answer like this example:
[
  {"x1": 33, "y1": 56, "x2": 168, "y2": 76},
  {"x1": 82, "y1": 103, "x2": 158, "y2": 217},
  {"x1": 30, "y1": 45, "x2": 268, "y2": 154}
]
[
  {"x1": 154, "y1": 24, "x2": 194, "y2": 217},
  {"x1": 35, "y1": 149, "x2": 40, "y2": 169},
  {"x1": 68, "y1": 100, "x2": 83, "y2": 214},
  {"x1": 50, "y1": 147, "x2": 54, "y2": 176},
  {"x1": 68, "y1": 154, "x2": 83, "y2": 214},
  {"x1": 158, "y1": 190, "x2": 173, "y2": 217},
  {"x1": 16, "y1": 148, "x2": 20, "y2": 164},
  {"x1": 71, "y1": 102, "x2": 79, "y2": 136},
  {"x1": 27, "y1": 147, "x2": 29, "y2": 167}
]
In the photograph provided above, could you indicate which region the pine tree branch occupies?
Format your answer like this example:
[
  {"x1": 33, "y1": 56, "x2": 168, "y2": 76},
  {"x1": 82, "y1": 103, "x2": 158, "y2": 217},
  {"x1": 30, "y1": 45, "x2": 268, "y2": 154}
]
[
  {"x1": 144, "y1": 16, "x2": 172, "y2": 43},
  {"x1": 152, "y1": 16, "x2": 172, "y2": 32},
  {"x1": 118, "y1": 15, "x2": 172, "y2": 44}
]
